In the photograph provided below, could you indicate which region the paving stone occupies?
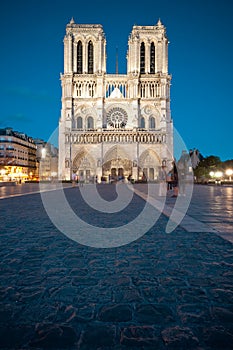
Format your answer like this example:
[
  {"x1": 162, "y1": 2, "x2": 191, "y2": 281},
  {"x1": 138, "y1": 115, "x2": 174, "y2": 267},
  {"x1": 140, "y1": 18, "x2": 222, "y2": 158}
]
[
  {"x1": 161, "y1": 326, "x2": 199, "y2": 349},
  {"x1": 177, "y1": 303, "x2": 211, "y2": 325},
  {"x1": 0, "y1": 325, "x2": 34, "y2": 348},
  {"x1": 80, "y1": 323, "x2": 116, "y2": 348},
  {"x1": 29, "y1": 324, "x2": 79, "y2": 349},
  {"x1": 135, "y1": 304, "x2": 174, "y2": 324},
  {"x1": 98, "y1": 304, "x2": 132, "y2": 322},
  {"x1": 112, "y1": 286, "x2": 143, "y2": 303},
  {"x1": 202, "y1": 326, "x2": 233, "y2": 350},
  {"x1": 211, "y1": 306, "x2": 233, "y2": 323},
  {"x1": 120, "y1": 325, "x2": 160, "y2": 347}
]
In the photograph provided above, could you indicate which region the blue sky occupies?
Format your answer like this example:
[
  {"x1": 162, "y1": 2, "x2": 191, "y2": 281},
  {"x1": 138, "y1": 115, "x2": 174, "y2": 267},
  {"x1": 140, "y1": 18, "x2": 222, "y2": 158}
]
[{"x1": 0, "y1": 0, "x2": 232, "y2": 160}]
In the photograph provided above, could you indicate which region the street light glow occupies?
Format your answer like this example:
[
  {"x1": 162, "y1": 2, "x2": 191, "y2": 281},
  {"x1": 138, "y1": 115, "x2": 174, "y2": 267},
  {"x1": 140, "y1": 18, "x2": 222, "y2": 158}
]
[
  {"x1": 226, "y1": 169, "x2": 233, "y2": 176},
  {"x1": 215, "y1": 171, "x2": 223, "y2": 178}
]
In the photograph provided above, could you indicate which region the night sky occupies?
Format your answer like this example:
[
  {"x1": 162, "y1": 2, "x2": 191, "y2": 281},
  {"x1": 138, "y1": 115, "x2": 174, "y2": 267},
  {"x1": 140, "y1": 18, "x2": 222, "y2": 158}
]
[{"x1": 0, "y1": 0, "x2": 232, "y2": 160}]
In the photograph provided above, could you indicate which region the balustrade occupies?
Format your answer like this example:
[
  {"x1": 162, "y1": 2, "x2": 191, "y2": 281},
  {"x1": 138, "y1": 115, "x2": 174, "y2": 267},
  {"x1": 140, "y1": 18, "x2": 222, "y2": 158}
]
[{"x1": 65, "y1": 130, "x2": 166, "y2": 144}]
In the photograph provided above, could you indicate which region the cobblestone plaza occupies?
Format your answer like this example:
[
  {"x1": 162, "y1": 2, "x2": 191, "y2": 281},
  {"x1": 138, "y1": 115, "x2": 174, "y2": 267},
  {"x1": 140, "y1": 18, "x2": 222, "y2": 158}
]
[{"x1": 0, "y1": 183, "x2": 233, "y2": 349}]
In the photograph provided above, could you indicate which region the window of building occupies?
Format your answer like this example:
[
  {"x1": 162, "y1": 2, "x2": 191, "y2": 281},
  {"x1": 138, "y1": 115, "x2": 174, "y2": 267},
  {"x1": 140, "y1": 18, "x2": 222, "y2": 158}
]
[
  {"x1": 150, "y1": 42, "x2": 155, "y2": 74},
  {"x1": 77, "y1": 84, "x2": 82, "y2": 97},
  {"x1": 77, "y1": 116, "x2": 83, "y2": 129},
  {"x1": 140, "y1": 117, "x2": 145, "y2": 128},
  {"x1": 87, "y1": 116, "x2": 94, "y2": 129},
  {"x1": 88, "y1": 41, "x2": 94, "y2": 74},
  {"x1": 77, "y1": 41, "x2": 83, "y2": 74},
  {"x1": 149, "y1": 116, "x2": 155, "y2": 129},
  {"x1": 140, "y1": 42, "x2": 145, "y2": 74},
  {"x1": 88, "y1": 83, "x2": 94, "y2": 97}
]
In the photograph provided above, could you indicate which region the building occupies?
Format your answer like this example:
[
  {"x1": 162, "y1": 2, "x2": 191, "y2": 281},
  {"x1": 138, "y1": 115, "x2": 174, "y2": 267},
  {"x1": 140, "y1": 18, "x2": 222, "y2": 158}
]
[
  {"x1": 59, "y1": 18, "x2": 173, "y2": 182},
  {"x1": 189, "y1": 148, "x2": 203, "y2": 169},
  {"x1": 0, "y1": 127, "x2": 37, "y2": 182},
  {"x1": 34, "y1": 139, "x2": 58, "y2": 180}
]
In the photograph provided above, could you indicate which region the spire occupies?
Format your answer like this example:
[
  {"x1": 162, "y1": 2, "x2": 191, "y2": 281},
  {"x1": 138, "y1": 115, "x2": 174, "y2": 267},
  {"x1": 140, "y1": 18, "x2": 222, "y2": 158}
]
[
  {"x1": 69, "y1": 17, "x2": 75, "y2": 24},
  {"x1": 157, "y1": 18, "x2": 163, "y2": 26},
  {"x1": 116, "y1": 46, "x2": 118, "y2": 74}
]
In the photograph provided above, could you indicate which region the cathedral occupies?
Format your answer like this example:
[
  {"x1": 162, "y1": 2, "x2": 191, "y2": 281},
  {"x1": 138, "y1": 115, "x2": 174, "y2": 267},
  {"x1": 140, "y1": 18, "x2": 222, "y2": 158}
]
[{"x1": 58, "y1": 18, "x2": 173, "y2": 182}]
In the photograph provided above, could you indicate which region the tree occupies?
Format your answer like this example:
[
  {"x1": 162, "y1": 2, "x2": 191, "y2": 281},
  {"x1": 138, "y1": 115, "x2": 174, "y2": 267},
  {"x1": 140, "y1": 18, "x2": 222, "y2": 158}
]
[{"x1": 194, "y1": 155, "x2": 222, "y2": 182}]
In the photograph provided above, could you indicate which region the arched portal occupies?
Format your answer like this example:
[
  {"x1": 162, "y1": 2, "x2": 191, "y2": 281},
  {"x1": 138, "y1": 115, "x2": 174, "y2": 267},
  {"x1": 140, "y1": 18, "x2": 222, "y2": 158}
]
[
  {"x1": 103, "y1": 145, "x2": 132, "y2": 181},
  {"x1": 72, "y1": 148, "x2": 96, "y2": 183},
  {"x1": 139, "y1": 149, "x2": 161, "y2": 181}
]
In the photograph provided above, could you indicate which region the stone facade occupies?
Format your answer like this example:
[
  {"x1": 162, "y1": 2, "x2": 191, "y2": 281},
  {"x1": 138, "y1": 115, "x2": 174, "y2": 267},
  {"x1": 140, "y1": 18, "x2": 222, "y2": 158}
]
[{"x1": 59, "y1": 18, "x2": 173, "y2": 182}]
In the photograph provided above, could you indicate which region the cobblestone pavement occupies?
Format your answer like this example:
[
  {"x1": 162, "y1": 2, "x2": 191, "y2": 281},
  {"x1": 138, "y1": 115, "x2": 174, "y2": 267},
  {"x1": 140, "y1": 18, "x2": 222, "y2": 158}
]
[{"x1": 0, "y1": 184, "x2": 233, "y2": 349}]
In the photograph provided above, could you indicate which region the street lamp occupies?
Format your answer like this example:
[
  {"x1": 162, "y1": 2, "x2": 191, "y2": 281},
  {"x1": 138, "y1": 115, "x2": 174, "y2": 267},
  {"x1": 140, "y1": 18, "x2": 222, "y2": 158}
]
[
  {"x1": 215, "y1": 171, "x2": 223, "y2": 179},
  {"x1": 226, "y1": 169, "x2": 233, "y2": 181},
  {"x1": 41, "y1": 147, "x2": 46, "y2": 159},
  {"x1": 0, "y1": 168, "x2": 6, "y2": 181}
]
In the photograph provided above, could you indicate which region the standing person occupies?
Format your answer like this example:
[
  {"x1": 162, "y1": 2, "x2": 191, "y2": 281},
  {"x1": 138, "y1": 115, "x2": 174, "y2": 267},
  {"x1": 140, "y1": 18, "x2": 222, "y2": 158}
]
[
  {"x1": 171, "y1": 161, "x2": 179, "y2": 197},
  {"x1": 79, "y1": 173, "x2": 84, "y2": 187},
  {"x1": 158, "y1": 165, "x2": 167, "y2": 196},
  {"x1": 72, "y1": 172, "x2": 76, "y2": 187},
  {"x1": 166, "y1": 170, "x2": 173, "y2": 191}
]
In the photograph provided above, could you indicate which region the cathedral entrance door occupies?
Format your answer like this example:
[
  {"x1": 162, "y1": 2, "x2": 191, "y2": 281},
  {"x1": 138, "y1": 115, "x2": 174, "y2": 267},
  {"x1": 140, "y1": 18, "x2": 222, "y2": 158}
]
[
  {"x1": 110, "y1": 167, "x2": 124, "y2": 181},
  {"x1": 118, "y1": 167, "x2": 124, "y2": 179}
]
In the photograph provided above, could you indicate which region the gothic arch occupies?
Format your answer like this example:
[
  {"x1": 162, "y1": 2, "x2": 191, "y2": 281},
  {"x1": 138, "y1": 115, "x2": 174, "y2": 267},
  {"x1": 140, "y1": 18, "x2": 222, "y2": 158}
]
[
  {"x1": 139, "y1": 149, "x2": 161, "y2": 168},
  {"x1": 103, "y1": 145, "x2": 130, "y2": 163},
  {"x1": 139, "y1": 149, "x2": 161, "y2": 181},
  {"x1": 72, "y1": 148, "x2": 96, "y2": 172},
  {"x1": 103, "y1": 145, "x2": 132, "y2": 178}
]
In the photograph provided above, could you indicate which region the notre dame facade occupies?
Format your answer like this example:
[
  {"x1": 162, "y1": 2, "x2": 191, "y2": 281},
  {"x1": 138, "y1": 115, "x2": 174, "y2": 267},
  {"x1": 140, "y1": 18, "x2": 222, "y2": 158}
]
[{"x1": 59, "y1": 18, "x2": 173, "y2": 182}]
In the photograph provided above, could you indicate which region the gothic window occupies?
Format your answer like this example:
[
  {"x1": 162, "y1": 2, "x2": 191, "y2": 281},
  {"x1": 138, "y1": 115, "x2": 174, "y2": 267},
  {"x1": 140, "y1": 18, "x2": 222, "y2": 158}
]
[
  {"x1": 77, "y1": 84, "x2": 82, "y2": 97},
  {"x1": 88, "y1": 41, "x2": 94, "y2": 74},
  {"x1": 150, "y1": 42, "x2": 155, "y2": 74},
  {"x1": 77, "y1": 116, "x2": 83, "y2": 129},
  {"x1": 77, "y1": 41, "x2": 83, "y2": 74},
  {"x1": 149, "y1": 116, "x2": 155, "y2": 129},
  {"x1": 140, "y1": 117, "x2": 145, "y2": 128},
  {"x1": 156, "y1": 82, "x2": 160, "y2": 97},
  {"x1": 87, "y1": 116, "x2": 94, "y2": 129},
  {"x1": 88, "y1": 83, "x2": 94, "y2": 97},
  {"x1": 150, "y1": 84, "x2": 155, "y2": 97},
  {"x1": 141, "y1": 83, "x2": 145, "y2": 98},
  {"x1": 106, "y1": 107, "x2": 128, "y2": 129},
  {"x1": 140, "y1": 42, "x2": 145, "y2": 74}
]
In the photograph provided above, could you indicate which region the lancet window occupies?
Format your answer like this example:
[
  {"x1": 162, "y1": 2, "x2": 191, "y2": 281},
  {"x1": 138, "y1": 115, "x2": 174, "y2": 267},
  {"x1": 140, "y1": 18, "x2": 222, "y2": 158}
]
[
  {"x1": 149, "y1": 116, "x2": 156, "y2": 129},
  {"x1": 140, "y1": 117, "x2": 145, "y2": 128},
  {"x1": 140, "y1": 42, "x2": 145, "y2": 74},
  {"x1": 87, "y1": 116, "x2": 94, "y2": 129},
  {"x1": 77, "y1": 116, "x2": 83, "y2": 129},
  {"x1": 77, "y1": 41, "x2": 83, "y2": 74},
  {"x1": 88, "y1": 41, "x2": 94, "y2": 74},
  {"x1": 150, "y1": 42, "x2": 155, "y2": 74}
]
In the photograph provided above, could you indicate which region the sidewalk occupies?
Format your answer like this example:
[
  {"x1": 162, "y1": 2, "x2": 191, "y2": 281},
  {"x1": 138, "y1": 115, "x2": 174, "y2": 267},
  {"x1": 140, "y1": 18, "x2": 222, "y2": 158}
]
[
  {"x1": 134, "y1": 184, "x2": 233, "y2": 243},
  {"x1": 0, "y1": 184, "x2": 233, "y2": 349}
]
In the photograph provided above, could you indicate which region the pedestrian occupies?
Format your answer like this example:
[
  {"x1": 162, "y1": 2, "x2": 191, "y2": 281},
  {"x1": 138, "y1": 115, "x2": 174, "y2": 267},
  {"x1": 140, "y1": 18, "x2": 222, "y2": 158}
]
[
  {"x1": 79, "y1": 174, "x2": 84, "y2": 187},
  {"x1": 72, "y1": 173, "x2": 76, "y2": 187},
  {"x1": 171, "y1": 161, "x2": 179, "y2": 197},
  {"x1": 158, "y1": 165, "x2": 167, "y2": 196},
  {"x1": 166, "y1": 171, "x2": 173, "y2": 191}
]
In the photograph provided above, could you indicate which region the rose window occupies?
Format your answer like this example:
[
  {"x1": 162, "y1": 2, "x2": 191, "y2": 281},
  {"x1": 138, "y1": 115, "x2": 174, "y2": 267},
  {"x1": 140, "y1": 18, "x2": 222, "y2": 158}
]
[{"x1": 106, "y1": 107, "x2": 128, "y2": 129}]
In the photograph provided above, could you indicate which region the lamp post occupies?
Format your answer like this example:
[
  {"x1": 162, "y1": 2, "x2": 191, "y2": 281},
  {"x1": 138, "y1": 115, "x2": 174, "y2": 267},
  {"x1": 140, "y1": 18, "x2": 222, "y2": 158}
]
[{"x1": 226, "y1": 169, "x2": 233, "y2": 181}]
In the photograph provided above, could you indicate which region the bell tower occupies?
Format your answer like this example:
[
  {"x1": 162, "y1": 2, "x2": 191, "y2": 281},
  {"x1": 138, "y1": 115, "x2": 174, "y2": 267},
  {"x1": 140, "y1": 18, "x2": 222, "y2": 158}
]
[{"x1": 127, "y1": 19, "x2": 168, "y2": 75}]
